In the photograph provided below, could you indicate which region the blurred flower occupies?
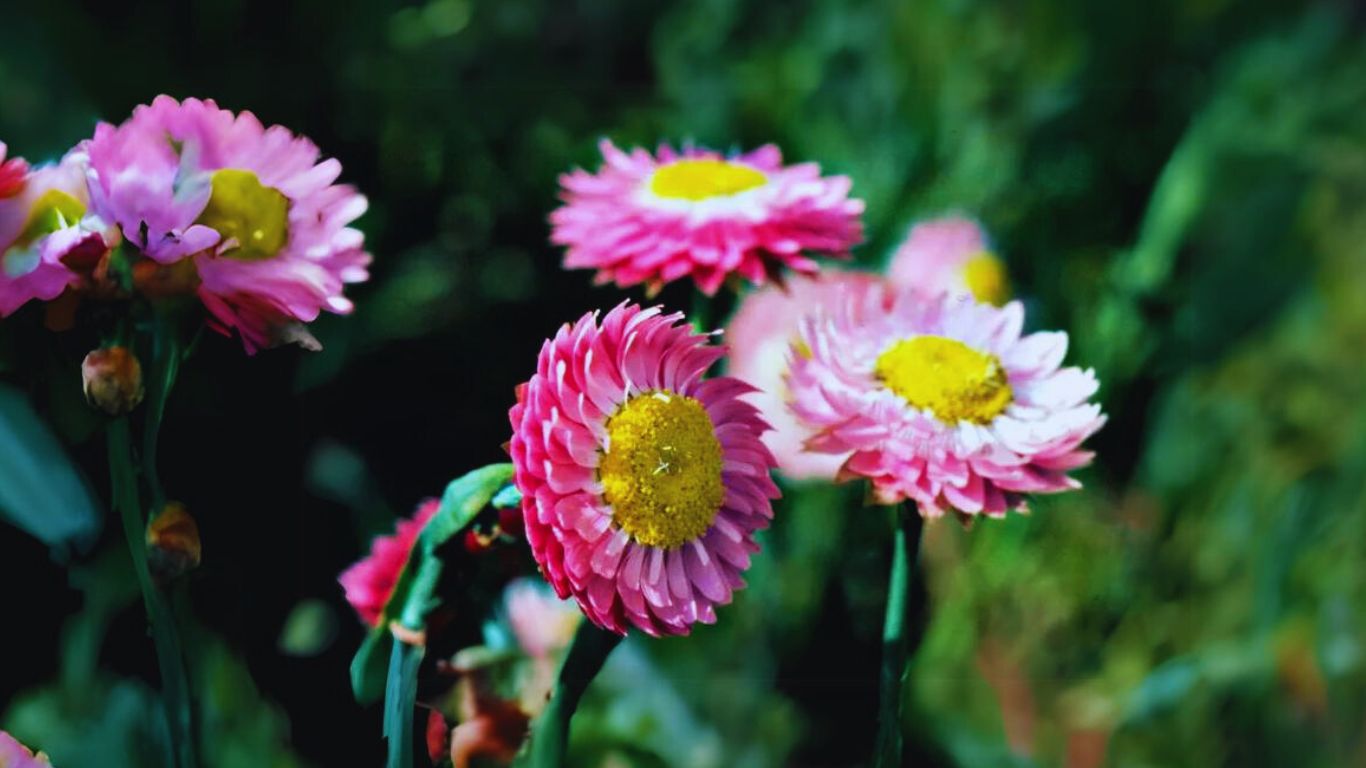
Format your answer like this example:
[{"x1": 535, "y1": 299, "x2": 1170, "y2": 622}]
[
  {"x1": 0, "y1": 731, "x2": 52, "y2": 767},
  {"x1": 146, "y1": 501, "x2": 202, "y2": 581},
  {"x1": 551, "y1": 140, "x2": 863, "y2": 295},
  {"x1": 0, "y1": 150, "x2": 110, "y2": 317},
  {"x1": 887, "y1": 216, "x2": 1009, "y2": 306},
  {"x1": 788, "y1": 292, "x2": 1105, "y2": 517},
  {"x1": 448, "y1": 688, "x2": 528, "y2": 768},
  {"x1": 84, "y1": 96, "x2": 371, "y2": 353},
  {"x1": 503, "y1": 578, "x2": 580, "y2": 662},
  {"x1": 508, "y1": 302, "x2": 779, "y2": 635},
  {"x1": 338, "y1": 499, "x2": 439, "y2": 628},
  {"x1": 726, "y1": 270, "x2": 887, "y2": 481},
  {"x1": 81, "y1": 346, "x2": 145, "y2": 416}
]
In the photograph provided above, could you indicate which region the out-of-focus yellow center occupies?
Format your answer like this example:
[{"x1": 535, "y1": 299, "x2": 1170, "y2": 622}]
[
  {"x1": 649, "y1": 159, "x2": 767, "y2": 201},
  {"x1": 963, "y1": 251, "x2": 1010, "y2": 306},
  {"x1": 874, "y1": 335, "x2": 1012, "y2": 424},
  {"x1": 195, "y1": 169, "x2": 289, "y2": 261},
  {"x1": 17, "y1": 189, "x2": 86, "y2": 247},
  {"x1": 599, "y1": 390, "x2": 724, "y2": 549}
]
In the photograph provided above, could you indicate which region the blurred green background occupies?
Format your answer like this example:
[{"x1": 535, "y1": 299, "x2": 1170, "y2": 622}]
[{"x1": 1, "y1": 0, "x2": 1364, "y2": 766}]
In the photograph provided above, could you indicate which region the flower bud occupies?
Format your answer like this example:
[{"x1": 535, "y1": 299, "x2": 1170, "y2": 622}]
[
  {"x1": 147, "y1": 502, "x2": 201, "y2": 582},
  {"x1": 81, "y1": 346, "x2": 144, "y2": 415}
]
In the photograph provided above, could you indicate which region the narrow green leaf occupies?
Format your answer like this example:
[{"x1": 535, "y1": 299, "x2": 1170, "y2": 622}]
[
  {"x1": 350, "y1": 631, "x2": 393, "y2": 704},
  {"x1": 0, "y1": 383, "x2": 101, "y2": 549},
  {"x1": 383, "y1": 639, "x2": 423, "y2": 768}
]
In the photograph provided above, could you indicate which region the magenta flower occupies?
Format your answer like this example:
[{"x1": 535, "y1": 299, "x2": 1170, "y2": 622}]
[
  {"x1": 0, "y1": 732, "x2": 51, "y2": 767},
  {"x1": 726, "y1": 271, "x2": 887, "y2": 481},
  {"x1": 887, "y1": 215, "x2": 1009, "y2": 305},
  {"x1": 508, "y1": 302, "x2": 779, "y2": 636},
  {"x1": 551, "y1": 140, "x2": 864, "y2": 295},
  {"x1": 0, "y1": 149, "x2": 109, "y2": 317},
  {"x1": 339, "y1": 499, "x2": 440, "y2": 628},
  {"x1": 788, "y1": 291, "x2": 1105, "y2": 518},
  {"x1": 84, "y1": 96, "x2": 371, "y2": 352}
]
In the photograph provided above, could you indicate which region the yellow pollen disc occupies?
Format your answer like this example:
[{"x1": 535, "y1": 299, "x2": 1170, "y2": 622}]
[
  {"x1": 649, "y1": 158, "x2": 767, "y2": 201},
  {"x1": 874, "y1": 335, "x2": 1012, "y2": 424},
  {"x1": 599, "y1": 390, "x2": 725, "y2": 549},
  {"x1": 17, "y1": 189, "x2": 86, "y2": 247},
  {"x1": 196, "y1": 169, "x2": 290, "y2": 261},
  {"x1": 963, "y1": 251, "x2": 1010, "y2": 306}
]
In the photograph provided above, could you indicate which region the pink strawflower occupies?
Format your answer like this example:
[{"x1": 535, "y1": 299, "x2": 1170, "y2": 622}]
[
  {"x1": 788, "y1": 291, "x2": 1105, "y2": 518},
  {"x1": 551, "y1": 140, "x2": 864, "y2": 296},
  {"x1": 887, "y1": 215, "x2": 1009, "y2": 305},
  {"x1": 0, "y1": 149, "x2": 109, "y2": 317},
  {"x1": 84, "y1": 96, "x2": 371, "y2": 352},
  {"x1": 0, "y1": 732, "x2": 51, "y2": 767},
  {"x1": 508, "y1": 302, "x2": 779, "y2": 636},
  {"x1": 726, "y1": 271, "x2": 887, "y2": 481},
  {"x1": 339, "y1": 499, "x2": 440, "y2": 628}
]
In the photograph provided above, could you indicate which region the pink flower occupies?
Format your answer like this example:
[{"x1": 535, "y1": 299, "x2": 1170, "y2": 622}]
[
  {"x1": 0, "y1": 150, "x2": 108, "y2": 317},
  {"x1": 508, "y1": 302, "x2": 779, "y2": 636},
  {"x1": 788, "y1": 291, "x2": 1105, "y2": 518},
  {"x1": 0, "y1": 732, "x2": 51, "y2": 767},
  {"x1": 887, "y1": 215, "x2": 1009, "y2": 305},
  {"x1": 551, "y1": 140, "x2": 864, "y2": 296},
  {"x1": 725, "y1": 270, "x2": 887, "y2": 481},
  {"x1": 84, "y1": 96, "x2": 371, "y2": 352},
  {"x1": 339, "y1": 499, "x2": 440, "y2": 628},
  {"x1": 502, "y1": 578, "x2": 580, "y2": 660}
]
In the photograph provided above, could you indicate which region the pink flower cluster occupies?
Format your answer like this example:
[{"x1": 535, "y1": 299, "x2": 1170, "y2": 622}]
[{"x1": 1, "y1": 96, "x2": 370, "y2": 353}]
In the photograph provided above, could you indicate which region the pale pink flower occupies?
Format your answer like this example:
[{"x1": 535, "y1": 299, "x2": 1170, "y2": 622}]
[
  {"x1": 788, "y1": 291, "x2": 1104, "y2": 518},
  {"x1": 551, "y1": 140, "x2": 863, "y2": 295},
  {"x1": 725, "y1": 271, "x2": 886, "y2": 481},
  {"x1": 887, "y1": 215, "x2": 1009, "y2": 305},
  {"x1": 508, "y1": 302, "x2": 779, "y2": 636},
  {"x1": 84, "y1": 96, "x2": 370, "y2": 352}
]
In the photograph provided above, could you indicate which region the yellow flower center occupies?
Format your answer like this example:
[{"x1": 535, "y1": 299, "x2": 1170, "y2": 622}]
[
  {"x1": 17, "y1": 189, "x2": 86, "y2": 247},
  {"x1": 599, "y1": 390, "x2": 725, "y2": 549},
  {"x1": 874, "y1": 335, "x2": 1012, "y2": 424},
  {"x1": 195, "y1": 169, "x2": 290, "y2": 261},
  {"x1": 963, "y1": 251, "x2": 1010, "y2": 306},
  {"x1": 649, "y1": 158, "x2": 767, "y2": 201}
]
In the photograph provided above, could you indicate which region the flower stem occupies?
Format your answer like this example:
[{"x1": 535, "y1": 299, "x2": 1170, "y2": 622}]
[
  {"x1": 690, "y1": 289, "x2": 711, "y2": 334},
  {"x1": 874, "y1": 503, "x2": 924, "y2": 768},
  {"x1": 526, "y1": 620, "x2": 623, "y2": 767},
  {"x1": 108, "y1": 417, "x2": 196, "y2": 768}
]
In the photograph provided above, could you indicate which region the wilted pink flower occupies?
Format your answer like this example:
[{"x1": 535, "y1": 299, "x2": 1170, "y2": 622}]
[
  {"x1": 551, "y1": 140, "x2": 863, "y2": 296},
  {"x1": 508, "y1": 302, "x2": 779, "y2": 636},
  {"x1": 788, "y1": 291, "x2": 1104, "y2": 518},
  {"x1": 888, "y1": 216, "x2": 1009, "y2": 305},
  {"x1": 339, "y1": 499, "x2": 439, "y2": 628},
  {"x1": 84, "y1": 96, "x2": 371, "y2": 352},
  {"x1": 0, "y1": 150, "x2": 108, "y2": 317},
  {"x1": 0, "y1": 732, "x2": 51, "y2": 767},
  {"x1": 725, "y1": 271, "x2": 886, "y2": 481}
]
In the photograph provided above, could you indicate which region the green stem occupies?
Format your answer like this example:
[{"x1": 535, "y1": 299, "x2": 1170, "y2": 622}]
[
  {"x1": 690, "y1": 289, "x2": 711, "y2": 334},
  {"x1": 874, "y1": 503, "x2": 925, "y2": 768},
  {"x1": 526, "y1": 620, "x2": 623, "y2": 767},
  {"x1": 143, "y1": 310, "x2": 181, "y2": 509},
  {"x1": 108, "y1": 418, "x2": 196, "y2": 768}
]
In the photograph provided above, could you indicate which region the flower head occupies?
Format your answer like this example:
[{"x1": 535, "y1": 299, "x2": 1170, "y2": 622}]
[
  {"x1": 788, "y1": 291, "x2": 1104, "y2": 518},
  {"x1": 81, "y1": 346, "x2": 145, "y2": 415},
  {"x1": 84, "y1": 96, "x2": 371, "y2": 352},
  {"x1": 339, "y1": 499, "x2": 439, "y2": 628},
  {"x1": 508, "y1": 302, "x2": 779, "y2": 636},
  {"x1": 0, "y1": 732, "x2": 51, "y2": 767},
  {"x1": 502, "y1": 578, "x2": 580, "y2": 661},
  {"x1": 888, "y1": 216, "x2": 1009, "y2": 305},
  {"x1": 0, "y1": 150, "x2": 108, "y2": 317},
  {"x1": 726, "y1": 271, "x2": 887, "y2": 481},
  {"x1": 551, "y1": 140, "x2": 863, "y2": 296}
]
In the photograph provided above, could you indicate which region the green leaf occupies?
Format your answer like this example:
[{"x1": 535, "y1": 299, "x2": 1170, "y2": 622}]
[
  {"x1": 383, "y1": 639, "x2": 423, "y2": 768},
  {"x1": 350, "y1": 630, "x2": 393, "y2": 704},
  {"x1": 0, "y1": 383, "x2": 101, "y2": 550}
]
